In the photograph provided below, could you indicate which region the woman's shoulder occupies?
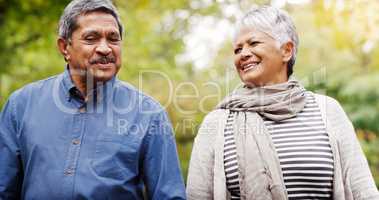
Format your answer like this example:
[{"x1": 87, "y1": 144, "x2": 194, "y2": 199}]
[
  {"x1": 195, "y1": 109, "x2": 228, "y2": 139},
  {"x1": 198, "y1": 109, "x2": 229, "y2": 132},
  {"x1": 308, "y1": 92, "x2": 343, "y2": 111},
  {"x1": 310, "y1": 92, "x2": 350, "y2": 124},
  {"x1": 202, "y1": 109, "x2": 229, "y2": 123}
]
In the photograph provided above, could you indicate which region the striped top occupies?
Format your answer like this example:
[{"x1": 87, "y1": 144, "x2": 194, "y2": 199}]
[
  {"x1": 224, "y1": 93, "x2": 334, "y2": 199},
  {"x1": 264, "y1": 93, "x2": 334, "y2": 199},
  {"x1": 224, "y1": 112, "x2": 241, "y2": 199}
]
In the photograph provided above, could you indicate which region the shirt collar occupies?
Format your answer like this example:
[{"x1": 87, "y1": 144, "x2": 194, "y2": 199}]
[
  {"x1": 62, "y1": 66, "x2": 77, "y2": 102},
  {"x1": 61, "y1": 66, "x2": 117, "y2": 104}
]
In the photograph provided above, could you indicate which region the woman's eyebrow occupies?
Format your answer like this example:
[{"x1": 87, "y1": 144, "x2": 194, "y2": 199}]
[
  {"x1": 247, "y1": 37, "x2": 261, "y2": 43},
  {"x1": 235, "y1": 35, "x2": 258, "y2": 47}
]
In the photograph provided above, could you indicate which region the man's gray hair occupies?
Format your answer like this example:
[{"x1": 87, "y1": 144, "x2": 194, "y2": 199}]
[
  {"x1": 58, "y1": 0, "x2": 123, "y2": 40},
  {"x1": 237, "y1": 6, "x2": 299, "y2": 77}
]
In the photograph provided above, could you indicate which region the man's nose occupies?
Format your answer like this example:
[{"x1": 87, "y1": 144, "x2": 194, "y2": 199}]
[{"x1": 96, "y1": 40, "x2": 112, "y2": 55}]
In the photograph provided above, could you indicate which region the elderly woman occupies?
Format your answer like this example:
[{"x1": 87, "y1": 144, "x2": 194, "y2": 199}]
[{"x1": 186, "y1": 6, "x2": 379, "y2": 200}]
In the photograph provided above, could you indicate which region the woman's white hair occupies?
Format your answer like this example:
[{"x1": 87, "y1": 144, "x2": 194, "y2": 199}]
[{"x1": 236, "y1": 6, "x2": 299, "y2": 77}]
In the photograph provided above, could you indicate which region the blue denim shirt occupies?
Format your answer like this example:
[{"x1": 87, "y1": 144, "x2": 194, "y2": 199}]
[{"x1": 0, "y1": 69, "x2": 186, "y2": 200}]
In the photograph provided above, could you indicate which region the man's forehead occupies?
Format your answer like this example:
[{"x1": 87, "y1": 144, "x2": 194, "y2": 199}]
[
  {"x1": 76, "y1": 12, "x2": 118, "y2": 27},
  {"x1": 80, "y1": 27, "x2": 119, "y2": 34},
  {"x1": 74, "y1": 12, "x2": 119, "y2": 33}
]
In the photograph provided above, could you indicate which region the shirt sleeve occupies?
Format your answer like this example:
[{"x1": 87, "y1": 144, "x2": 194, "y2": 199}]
[
  {"x1": 329, "y1": 97, "x2": 379, "y2": 199},
  {"x1": 0, "y1": 95, "x2": 23, "y2": 199},
  {"x1": 141, "y1": 110, "x2": 186, "y2": 200}
]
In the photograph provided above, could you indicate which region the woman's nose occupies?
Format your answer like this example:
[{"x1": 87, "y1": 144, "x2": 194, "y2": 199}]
[{"x1": 240, "y1": 47, "x2": 252, "y2": 60}]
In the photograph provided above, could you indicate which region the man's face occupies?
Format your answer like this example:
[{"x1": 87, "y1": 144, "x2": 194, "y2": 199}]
[{"x1": 63, "y1": 11, "x2": 122, "y2": 82}]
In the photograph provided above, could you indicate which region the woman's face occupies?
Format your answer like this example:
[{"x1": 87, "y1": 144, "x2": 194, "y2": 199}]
[{"x1": 233, "y1": 26, "x2": 290, "y2": 87}]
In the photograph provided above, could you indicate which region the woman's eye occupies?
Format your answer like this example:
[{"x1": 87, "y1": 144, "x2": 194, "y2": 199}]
[
  {"x1": 234, "y1": 48, "x2": 242, "y2": 54},
  {"x1": 249, "y1": 41, "x2": 259, "y2": 46}
]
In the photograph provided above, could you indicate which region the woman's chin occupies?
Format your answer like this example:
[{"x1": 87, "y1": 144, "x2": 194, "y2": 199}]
[{"x1": 240, "y1": 72, "x2": 262, "y2": 87}]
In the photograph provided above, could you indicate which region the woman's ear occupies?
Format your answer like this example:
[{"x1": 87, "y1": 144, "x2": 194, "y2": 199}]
[
  {"x1": 281, "y1": 41, "x2": 294, "y2": 63},
  {"x1": 57, "y1": 37, "x2": 70, "y2": 62}
]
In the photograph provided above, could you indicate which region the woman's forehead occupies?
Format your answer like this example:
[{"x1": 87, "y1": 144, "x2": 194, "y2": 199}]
[{"x1": 233, "y1": 27, "x2": 274, "y2": 46}]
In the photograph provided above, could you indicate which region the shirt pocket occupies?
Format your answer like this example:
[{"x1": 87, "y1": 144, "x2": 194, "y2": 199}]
[{"x1": 90, "y1": 129, "x2": 141, "y2": 180}]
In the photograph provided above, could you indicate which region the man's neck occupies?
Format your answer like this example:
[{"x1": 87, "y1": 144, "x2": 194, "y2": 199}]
[{"x1": 68, "y1": 68, "x2": 96, "y2": 99}]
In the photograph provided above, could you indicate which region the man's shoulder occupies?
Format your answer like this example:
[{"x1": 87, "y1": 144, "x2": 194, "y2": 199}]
[
  {"x1": 113, "y1": 79, "x2": 164, "y2": 112},
  {"x1": 8, "y1": 74, "x2": 60, "y2": 104}
]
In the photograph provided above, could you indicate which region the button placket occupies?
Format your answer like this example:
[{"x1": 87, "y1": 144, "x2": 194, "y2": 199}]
[
  {"x1": 64, "y1": 168, "x2": 74, "y2": 176},
  {"x1": 62, "y1": 113, "x2": 86, "y2": 196}
]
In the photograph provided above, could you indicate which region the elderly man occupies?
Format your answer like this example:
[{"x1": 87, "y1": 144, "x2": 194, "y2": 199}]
[{"x1": 0, "y1": 0, "x2": 186, "y2": 199}]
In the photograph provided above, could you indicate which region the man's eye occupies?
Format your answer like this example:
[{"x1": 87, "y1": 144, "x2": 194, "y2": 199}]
[
  {"x1": 109, "y1": 37, "x2": 121, "y2": 42},
  {"x1": 84, "y1": 37, "x2": 96, "y2": 42},
  {"x1": 108, "y1": 34, "x2": 121, "y2": 42},
  {"x1": 234, "y1": 48, "x2": 242, "y2": 54}
]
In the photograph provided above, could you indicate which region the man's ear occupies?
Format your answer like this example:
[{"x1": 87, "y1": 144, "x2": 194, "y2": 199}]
[
  {"x1": 57, "y1": 37, "x2": 70, "y2": 61},
  {"x1": 281, "y1": 41, "x2": 294, "y2": 63}
]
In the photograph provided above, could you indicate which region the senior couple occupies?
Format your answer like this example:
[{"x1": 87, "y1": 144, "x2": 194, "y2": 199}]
[{"x1": 0, "y1": 0, "x2": 377, "y2": 199}]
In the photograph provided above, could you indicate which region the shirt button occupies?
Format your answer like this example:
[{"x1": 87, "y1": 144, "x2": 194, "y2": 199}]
[
  {"x1": 64, "y1": 169, "x2": 74, "y2": 176},
  {"x1": 72, "y1": 139, "x2": 80, "y2": 145}
]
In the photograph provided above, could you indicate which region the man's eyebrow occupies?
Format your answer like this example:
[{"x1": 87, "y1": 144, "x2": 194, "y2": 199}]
[
  {"x1": 108, "y1": 31, "x2": 121, "y2": 36},
  {"x1": 82, "y1": 30, "x2": 101, "y2": 37}
]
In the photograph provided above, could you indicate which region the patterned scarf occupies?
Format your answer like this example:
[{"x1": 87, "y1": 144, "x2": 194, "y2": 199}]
[{"x1": 216, "y1": 77, "x2": 306, "y2": 121}]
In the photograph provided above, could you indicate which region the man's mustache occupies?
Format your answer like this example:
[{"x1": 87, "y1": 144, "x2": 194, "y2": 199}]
[{"x1": 89, "y1": 56, "x2": 116, "y2": 64}]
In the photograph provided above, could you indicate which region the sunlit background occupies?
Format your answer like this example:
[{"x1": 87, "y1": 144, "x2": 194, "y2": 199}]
[{"x1": 0, "y1": 0, "x2": 378, "y2": 186}]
